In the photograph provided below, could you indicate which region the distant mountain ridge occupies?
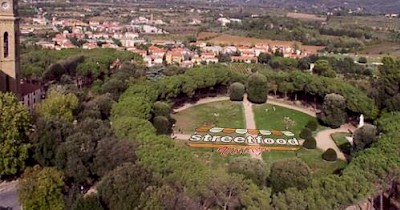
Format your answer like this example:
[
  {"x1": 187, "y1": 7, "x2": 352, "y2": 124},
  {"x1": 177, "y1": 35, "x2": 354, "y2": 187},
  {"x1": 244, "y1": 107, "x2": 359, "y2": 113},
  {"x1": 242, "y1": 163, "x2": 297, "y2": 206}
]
[
  {"x1": 67, "y1": 0, "x2": 400, "y2": 13},
  {"x1": 219, "y1": 0, "x2": 400, "y2": 13}
]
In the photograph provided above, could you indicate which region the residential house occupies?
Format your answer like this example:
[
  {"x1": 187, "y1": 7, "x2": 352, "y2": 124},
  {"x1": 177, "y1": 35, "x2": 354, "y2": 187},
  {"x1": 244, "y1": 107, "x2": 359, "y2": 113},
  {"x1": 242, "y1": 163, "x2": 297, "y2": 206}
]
[
  {"x1": 32, "y1": 16, "x2": 47, "y2": 25},
  {"x1": 238, "y1": 46, "x2": 255, "y2": 56},
  {"x1": 61, "y1": 41, "x2": 77, "y2": 49},
  {"x1": 201, "y1": 52, "x2": 218, "y2": 64},
  {"x1": 181, "y1": 60, "x2": 194, "y2": 68},
  {"x1": 20, "y1": 83, "x2": 43, "y2": 113},
  {"x1": 222, "y1": 46, "x2": 238, "y2": 54},
  {"x1": 203, "y1": 46, "x2": 222, "y2": 55},
  {"x1": 149, "y1": 46, "x2": 166, "y2": 57},
  {"x1": 82, "y1": 42, "x2": 98, "y2": 50},
  {"x1": 52, "y1": 34, "x2": 69, "y2": 45},
  {"x1": 37, "y1": 41, "x2": 56, "y2": 49},
  {"x1": 102, "y1": 43, "x2": 120, "y2": 49},
  {"x1": 254, "y1": 45, "x2": 269, "y2": 56},
  {"x1": 192, "y1": 54, "x2": 202, "y2": 65},
  {"x1": 165, "y1": 50, "x2": 184, "y2": 65},
  {"x1": 151, "y1": 55, "x2": 164, "y2": 66},
  {"x1": 128, "y1": 48, "x2": 147, "y2": 58},
  {"x1": 231, "y1": 56, "x2": 257, "y2": 64}
]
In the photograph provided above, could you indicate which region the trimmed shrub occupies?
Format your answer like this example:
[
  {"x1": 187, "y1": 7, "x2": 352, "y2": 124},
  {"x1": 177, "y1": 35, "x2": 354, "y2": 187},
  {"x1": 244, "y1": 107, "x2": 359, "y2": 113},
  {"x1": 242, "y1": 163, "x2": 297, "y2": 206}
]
[
  {"x1": 322, "y1": 148, "x2": 337, "y2": 162},
  {"x1": 305, "y1": 120, "x2": 318, "y2": 131},
  {"x1": 153, "y1": 116, "x2": 171, "y2": 135},
  {"x1": 247, "y1": 73, "x2": 268, "y2": 104},
  {"x1": 299, "y1": 128, "x2": 312, "y2": 139},
  {"x1": 303, "y1": 137, "x2": 317, "y2": 149},
  {"x1": 318, "y1": 93, "x2": 347, "y2": 128},
  {"x1": 229, "y1": 82, "x2": 245, "y2": 101},
  {"x1": 152, "y1": 101, "x2": 171, "y2": 118},
  {"x1": 358, "y1": 57, "x2": 368, "y2": 64},
  {"x1": 353, "y1": 124, "x2": 378, "y2": 153}
]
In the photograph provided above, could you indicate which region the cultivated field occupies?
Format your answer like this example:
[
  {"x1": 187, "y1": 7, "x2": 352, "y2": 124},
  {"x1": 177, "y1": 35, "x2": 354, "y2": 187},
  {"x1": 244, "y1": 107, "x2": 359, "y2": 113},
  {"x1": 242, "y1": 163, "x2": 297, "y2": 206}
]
[
  {"x1": 287, "y1": 12, "x2": 327, "y2": 22},
  {"x1": 359, "y1": 42, "x2": 400, "y2": 58},
  {"x1": 197, "y1": 32, "x2": 220, "y2": 41},
  {"x1": 198, "y1": 33, "x2": 324, "y2": 54},
  {"x1": 328, "y1": 16, "x2": 400, "y2": 30}
]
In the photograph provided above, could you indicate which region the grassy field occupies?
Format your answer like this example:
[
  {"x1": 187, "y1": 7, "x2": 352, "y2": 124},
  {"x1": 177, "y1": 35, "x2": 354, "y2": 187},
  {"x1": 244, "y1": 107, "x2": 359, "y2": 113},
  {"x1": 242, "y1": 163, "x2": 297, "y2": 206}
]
[
  {"x1": 359, "y1": 42, "x2": 400, "y2": 58},
  {"x1": 173, "y1": 100, "x2": 245, "y2": 134},
  {"x1": 197, "y1": 32, "x2": 220, "y2": 41},
  {"x1": 174, "y1": 101, "x2": 344, "y2": 177},
  {"x1": 328, "y1": 16, "x2": 400, "y2": 30},
  {"x1": 331, "y1": 132, "x2": 352, "y2": 155},
  {"x1": 287, "y1": 12, "x2": 326, "y2": 22},
  {"x1": 253, "y1": 104, "x2": 315, "y2": 136},
  {"x1": 263, "y1": 149, "x2": 347, "y2": 178}
]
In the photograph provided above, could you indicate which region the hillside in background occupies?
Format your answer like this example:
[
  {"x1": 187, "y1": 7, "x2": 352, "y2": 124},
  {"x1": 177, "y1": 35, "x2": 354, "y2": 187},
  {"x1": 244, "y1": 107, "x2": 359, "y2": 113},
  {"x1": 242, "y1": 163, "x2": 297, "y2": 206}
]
[
  {"x1": 61, "y1": 0, "x2": 400, "y2": 13},
  {"x1": 123, "y1": 0, "x2": 400, "y2": 13}
]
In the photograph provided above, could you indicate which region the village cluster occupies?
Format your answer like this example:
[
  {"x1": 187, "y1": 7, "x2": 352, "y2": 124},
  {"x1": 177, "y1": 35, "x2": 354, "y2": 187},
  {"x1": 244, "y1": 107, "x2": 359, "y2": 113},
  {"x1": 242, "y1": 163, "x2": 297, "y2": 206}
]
[{"x1": 24, "y1": 16, "x2": 312, "y2": 68}]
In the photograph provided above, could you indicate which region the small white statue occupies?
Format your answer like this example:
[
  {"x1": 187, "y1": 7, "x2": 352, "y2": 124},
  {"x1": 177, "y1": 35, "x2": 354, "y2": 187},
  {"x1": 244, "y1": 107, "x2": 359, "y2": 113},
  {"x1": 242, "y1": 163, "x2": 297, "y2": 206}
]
[{"x1": 358, "y1": 114, "x2": 364, "y2": 128}]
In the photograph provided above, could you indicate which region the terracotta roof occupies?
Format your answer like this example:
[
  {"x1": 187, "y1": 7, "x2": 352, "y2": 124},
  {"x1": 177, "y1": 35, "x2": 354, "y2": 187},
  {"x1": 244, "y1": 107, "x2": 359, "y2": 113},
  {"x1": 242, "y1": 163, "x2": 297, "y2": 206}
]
[
  {"x1": 149, "y1": 46, "x2": 165, "y2": 53},
  {"x1": 20, "y1": 83, "x2": 41, "y2": 96}
]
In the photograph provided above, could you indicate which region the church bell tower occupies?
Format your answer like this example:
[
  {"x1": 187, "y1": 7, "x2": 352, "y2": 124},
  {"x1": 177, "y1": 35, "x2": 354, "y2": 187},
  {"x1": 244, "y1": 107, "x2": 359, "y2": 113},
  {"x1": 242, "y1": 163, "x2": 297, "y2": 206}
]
[{"x1": 0, "y1": 0, "x2": 20, "y2": 96}]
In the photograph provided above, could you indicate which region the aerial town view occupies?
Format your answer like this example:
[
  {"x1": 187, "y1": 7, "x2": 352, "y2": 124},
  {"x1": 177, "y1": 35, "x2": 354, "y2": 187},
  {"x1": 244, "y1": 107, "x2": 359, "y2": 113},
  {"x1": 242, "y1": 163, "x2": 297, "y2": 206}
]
[{"x1": 1, "y1": 0, "x2": 400, "y2": 209}]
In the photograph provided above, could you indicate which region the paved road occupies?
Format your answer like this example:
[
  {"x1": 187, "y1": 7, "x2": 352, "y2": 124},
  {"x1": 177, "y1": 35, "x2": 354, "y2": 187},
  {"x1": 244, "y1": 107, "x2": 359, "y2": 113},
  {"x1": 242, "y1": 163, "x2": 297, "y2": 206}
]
[{"x1": 0, "y1": 181, "x2": 20, "y2": 210}]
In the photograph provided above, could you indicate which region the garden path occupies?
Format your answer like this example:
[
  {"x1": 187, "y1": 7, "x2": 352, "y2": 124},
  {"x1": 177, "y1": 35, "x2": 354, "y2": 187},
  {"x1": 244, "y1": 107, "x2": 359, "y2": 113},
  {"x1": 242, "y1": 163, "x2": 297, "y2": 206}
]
[
  {"x1": 242, "y1": 95, "x2": 262, "y2": 159},
  {"x1": 314, "y1": 124, "x2": 355, "y2": 160}
]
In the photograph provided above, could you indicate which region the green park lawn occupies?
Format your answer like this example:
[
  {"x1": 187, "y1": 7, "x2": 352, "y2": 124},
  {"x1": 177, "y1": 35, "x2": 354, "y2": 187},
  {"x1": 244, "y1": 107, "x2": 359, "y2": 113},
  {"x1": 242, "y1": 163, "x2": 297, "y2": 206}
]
[
  {"x1": 174, "y1": 101, "x2": 344, "y2": 177},
  {"x1": 173, "y1": 100, "x2": 245, "y2": 134},
  {"x1": 331, "y1": 132, "x2": 352, "y2": 155},
  {"x1": 263, "y1": 149, "x2": 348, "y2": 178},
  {"x1": 253, "y1": 104, "x2": 315, "y2": 136}
]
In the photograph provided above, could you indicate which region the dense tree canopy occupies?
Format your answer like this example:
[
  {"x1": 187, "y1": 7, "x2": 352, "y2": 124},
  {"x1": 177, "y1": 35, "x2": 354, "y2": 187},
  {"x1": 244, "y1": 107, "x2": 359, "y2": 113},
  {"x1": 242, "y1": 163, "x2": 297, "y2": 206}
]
[
  {"x1": 18, "y1": 166, "x2": 65, "y2": 210},
  {"x1": 269, "y1": 159, "x2": 311, "y2": 193},
  {"x1": 228, "y1": 157, "x2": 267, "y2": 186},
  {"x1": 0, "y1": 93, "x2": 31, "y2": 176},
  {"x1": 72, "y1": 195, "x2": 103, "y2": 210},
  {"x1": 97, "y1": 163, "x2": 154, "y2": 210},
  {"x1": 14, "y1": 46, "x2": 400, "y2": 210},
  {"x1": 319, "y1": 93, "x2": 347, "y2": 128},
  {"x1": 313, "y1": 59, "x2": 336, "y2": 78},
  {"x1": 36, "y1": 89, "x2": 79, "y2": 122},
  {"x1": 32, "y1": 118, "x2": 73, "y2": 167}
]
